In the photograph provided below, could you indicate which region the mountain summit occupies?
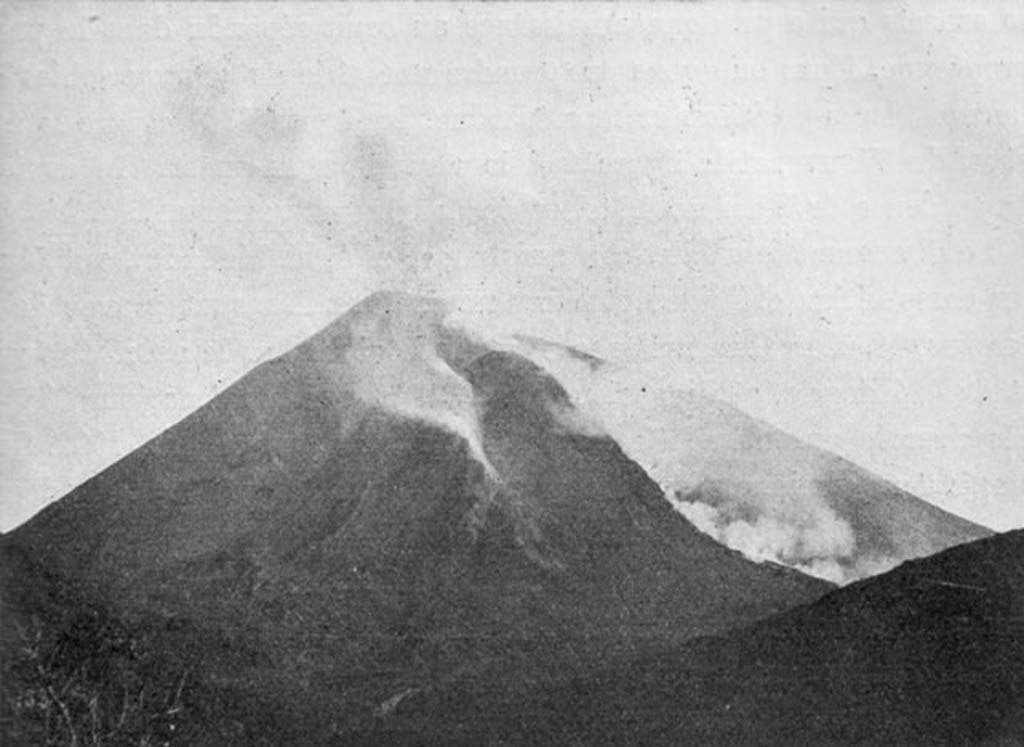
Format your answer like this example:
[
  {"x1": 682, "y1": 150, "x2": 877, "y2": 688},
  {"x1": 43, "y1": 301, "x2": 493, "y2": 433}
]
[{"x1": 0, "y1": 291, "x2": 991, "y2": 743}]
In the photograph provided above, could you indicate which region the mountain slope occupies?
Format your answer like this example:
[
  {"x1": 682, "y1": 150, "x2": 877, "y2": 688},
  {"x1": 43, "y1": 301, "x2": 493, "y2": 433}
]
[
  {"x1": 1, "y1": 291, "x2": 830, "y2": 743},
  {"x1": 408, "y1": 529, "x2": 1024, "y2": 745},
  {"x1": 513, "y1": 340, "x2": 992, "y2": 582}
]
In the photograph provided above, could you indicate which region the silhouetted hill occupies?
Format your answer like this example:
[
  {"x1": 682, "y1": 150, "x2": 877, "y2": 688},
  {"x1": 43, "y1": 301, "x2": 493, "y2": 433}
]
[{"x1": 421, "y1": 529, "x2": 1023, "y2": 745}]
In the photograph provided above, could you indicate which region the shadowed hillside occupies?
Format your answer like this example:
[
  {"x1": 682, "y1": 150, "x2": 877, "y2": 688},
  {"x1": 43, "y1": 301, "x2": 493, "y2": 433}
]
[{"x1": 417, "y1": 529, "x2": 1023, "y2": 745}]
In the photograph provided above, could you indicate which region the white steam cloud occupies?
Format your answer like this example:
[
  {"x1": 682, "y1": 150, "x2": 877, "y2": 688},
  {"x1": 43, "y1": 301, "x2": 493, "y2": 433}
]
[
  {"x1": 339, "y1": 293, "x2": 498, "y2": 481},
  {"x1": 511, "y1": 341, "x2": 895, "y2": 584},
  {"x1": 672, "y1": 488, "x2": 857, "y2": 584}
]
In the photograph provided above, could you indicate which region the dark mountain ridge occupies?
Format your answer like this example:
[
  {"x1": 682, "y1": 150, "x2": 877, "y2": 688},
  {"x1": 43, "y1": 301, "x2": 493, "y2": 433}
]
[{"x1": 419, "y1": 528, "x2": 1024, "y2": 745}]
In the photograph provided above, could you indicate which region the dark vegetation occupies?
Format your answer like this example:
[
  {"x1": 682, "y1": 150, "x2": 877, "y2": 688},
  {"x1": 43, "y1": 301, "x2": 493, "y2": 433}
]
[
  {"x1": 0, "y1": 545, "x2": 296, "y2": 745},
  {"x1": 2, "y1": 609, "x2": 188, "y2": 746}
]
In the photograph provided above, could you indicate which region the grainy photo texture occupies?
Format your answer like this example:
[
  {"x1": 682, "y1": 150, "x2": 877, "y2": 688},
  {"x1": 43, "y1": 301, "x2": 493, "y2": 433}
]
[{"x1": 1, "y1": 3, "x2": 1022, "y2": 745}]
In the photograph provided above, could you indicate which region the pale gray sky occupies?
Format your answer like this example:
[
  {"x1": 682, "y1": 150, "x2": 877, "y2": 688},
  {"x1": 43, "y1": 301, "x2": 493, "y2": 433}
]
[{"x1": 2, "y1": 2, "x2": 1022, "y2": 531}]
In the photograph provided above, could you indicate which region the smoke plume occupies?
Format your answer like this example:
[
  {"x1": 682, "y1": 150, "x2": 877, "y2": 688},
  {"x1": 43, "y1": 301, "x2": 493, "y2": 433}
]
[
  {"x1": 338, "y1": 293, "x2": 498, "y2": 481},
  {"x1": 512, "y1": 341, "x2": 896, "y2": 584}
]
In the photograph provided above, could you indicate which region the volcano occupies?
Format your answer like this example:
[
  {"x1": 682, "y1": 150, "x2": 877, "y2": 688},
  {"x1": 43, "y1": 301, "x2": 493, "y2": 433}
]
[{"x1": 0, "y1": 291, "x2": 992, "y2": 744}]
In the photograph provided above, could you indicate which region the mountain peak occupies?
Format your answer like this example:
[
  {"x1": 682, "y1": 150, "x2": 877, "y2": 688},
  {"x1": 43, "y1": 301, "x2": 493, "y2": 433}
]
[
  {"x1": 300, "y1": 290, "x2": 498, "y2": 480},
  {"x1": 305, "y1": 290, "x2": 449, "y2": 353},
  {"x1": 345, "y1": 289, "x2": 449, "y2": 329}
]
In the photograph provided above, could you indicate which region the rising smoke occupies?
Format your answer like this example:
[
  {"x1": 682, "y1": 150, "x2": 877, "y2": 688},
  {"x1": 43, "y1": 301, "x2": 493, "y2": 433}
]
[{"x1": 339, "y1": 292, "x2": 499, "y2": 481}]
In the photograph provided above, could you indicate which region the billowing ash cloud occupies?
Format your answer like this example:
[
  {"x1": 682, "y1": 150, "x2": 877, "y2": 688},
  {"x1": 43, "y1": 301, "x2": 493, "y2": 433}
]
[
  {"x1": 511, "y1": 341, "x2": 897, "y2": 584},
  {"x1": 338, "y1": 293, "x2": 498, "y2": 481},
  {"x1": 673, "y1": 486, "x2": 857, "y2": 584}
]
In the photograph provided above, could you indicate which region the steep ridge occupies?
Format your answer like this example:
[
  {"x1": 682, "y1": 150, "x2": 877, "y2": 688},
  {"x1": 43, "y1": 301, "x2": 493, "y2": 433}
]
[
  {"x1": 1, "y1": 291, "x2": 830, "y2": 743},
  {"x1": 512, "y1": 340, "x2": 992, "y2": 583},
  {"x1": 405, "y1": 529, "x2": 1024, "y2": 745}
]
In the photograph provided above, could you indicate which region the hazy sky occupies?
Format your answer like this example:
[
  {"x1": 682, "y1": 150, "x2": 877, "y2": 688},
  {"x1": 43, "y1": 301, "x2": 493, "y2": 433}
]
[{"x1": 2, "y1": 3, "x2": 1022, "y2": 532}]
